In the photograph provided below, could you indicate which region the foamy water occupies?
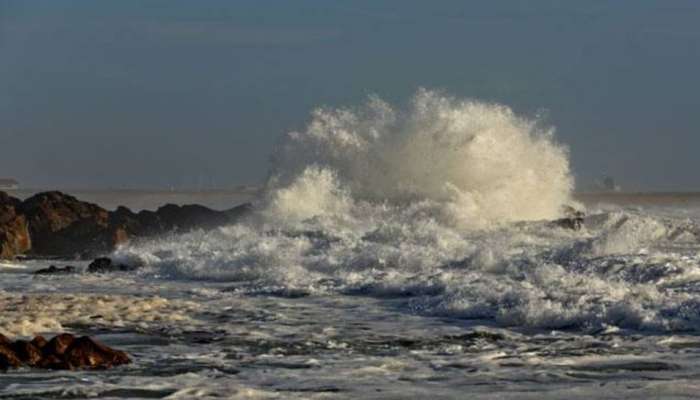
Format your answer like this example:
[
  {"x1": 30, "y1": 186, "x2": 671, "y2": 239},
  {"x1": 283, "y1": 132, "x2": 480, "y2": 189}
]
[{"x1": 2, "y1": 92, "x2": 700, "y2": 399}]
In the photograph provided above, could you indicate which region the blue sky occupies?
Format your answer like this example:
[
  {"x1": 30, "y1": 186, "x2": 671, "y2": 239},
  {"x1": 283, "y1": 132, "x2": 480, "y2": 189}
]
[{"x1": 1, "y1": 0, "x2": 699, "y2": 190}]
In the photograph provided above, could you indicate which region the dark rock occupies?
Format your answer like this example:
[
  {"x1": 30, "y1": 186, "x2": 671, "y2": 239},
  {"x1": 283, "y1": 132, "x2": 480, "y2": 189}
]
[
  {"x1": 137, "y1": 203, "x2": 248, "y2": 235},
  {"x1": 1, "y1": 333, "x2": 130, "y2": 371},
  {"x1": 0, "y1": 192, "x2": 31, "y2": 259},
  {"x1": 34, "y1": 265, "x2": 77, "y2": 275},
  {"x1": 446, "y1": 331, "x2": 506, "y2": 342},
  {"x1": 0, "y1": 343, "x2": 21, "y2": 370},
  {"x1": 0, "y1": 334, "x2": 23, "y2": 370},
  {"x1": 133, "y1": 202, "x2": 252, "y2": 237},
  {"x1": 37, "y1": 354, "x2": 69, "y2": 370},
  {"x1": 225, "y1": 202, "x2": 253, "y2": 220},
  {"x1": 30, "y1": 336, "x2": 48, "y2": 349},
  {"x1": 109, "y1": 206, "x2": 144, "y2": 242},
  {"x1": 87, "y1": 257, "x2": 138, "y2": 273},
  {"x1": 42, "y1": 333, "x2": 75, "y2": 357},
  {"x1": 10, "y1": 340, "x2": 42, "y2": 366},
  {"x1": 18, "y1": 192, "x2": 116, "y2": 258},
  {"x1": 0, "y1": 192, "x2": 20, "y2": 210},
  {"x1": 62, "y1": 336, "x2": 131, "y2": 370},
  {"x1": 2, "y1": 190, "x2": 253, "y2": 259},
  {"x1": 155, "y1": 204, "x2": 226, "y2": 232}
]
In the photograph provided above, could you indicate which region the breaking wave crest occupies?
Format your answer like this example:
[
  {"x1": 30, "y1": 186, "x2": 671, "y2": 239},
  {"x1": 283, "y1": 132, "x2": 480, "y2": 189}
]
[{"x1": 264, "y1": 89, "x2": 574, "y2": 229}]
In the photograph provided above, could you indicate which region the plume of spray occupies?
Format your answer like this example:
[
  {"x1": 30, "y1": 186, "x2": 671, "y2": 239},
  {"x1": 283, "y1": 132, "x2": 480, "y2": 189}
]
[{"x1": 264, "y1": 89, "x2": 574, "y2": 229}]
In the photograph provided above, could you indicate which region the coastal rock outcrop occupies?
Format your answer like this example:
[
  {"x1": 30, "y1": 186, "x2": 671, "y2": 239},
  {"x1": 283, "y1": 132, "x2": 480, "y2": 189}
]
[
  {"x1": 0, "y1": 192, "x2": 31, "y2": 259},
  {"x1": 0, "y1": 191, "x2": 252, "y2": 259},
  {"x1": 0, "y1": 333, "x2": 130, "y2": 371},
  {"x1": 19, "y1": 192, "x2": 125, "y2": 258}
]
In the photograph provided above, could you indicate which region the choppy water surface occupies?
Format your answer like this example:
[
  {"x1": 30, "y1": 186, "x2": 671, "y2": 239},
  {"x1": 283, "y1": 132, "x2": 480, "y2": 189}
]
[
  {"x1": 2, "y1": 202, "x2": 700, "y2": 399},
  {"x1": 4, "y1": 92, "x2": 700, "y2": 398}
]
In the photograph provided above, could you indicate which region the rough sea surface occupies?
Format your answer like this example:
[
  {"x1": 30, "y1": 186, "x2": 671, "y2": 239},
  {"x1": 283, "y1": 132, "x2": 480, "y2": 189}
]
[
  {"x1": 3, "y1": 92, "x2": 700, "y2": 398},
  {"x1": 2, "y1": 195, "x2": 700, "y2": 399}
]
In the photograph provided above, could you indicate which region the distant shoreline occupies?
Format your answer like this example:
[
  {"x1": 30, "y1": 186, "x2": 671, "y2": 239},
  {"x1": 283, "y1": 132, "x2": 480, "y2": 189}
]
[{"x1": 3, "y1": 188, "x2": 700, "y2": 210}]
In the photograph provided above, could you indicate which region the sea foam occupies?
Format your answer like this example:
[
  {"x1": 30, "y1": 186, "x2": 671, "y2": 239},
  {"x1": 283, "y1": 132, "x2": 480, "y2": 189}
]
[{"x1": 264, "y1": 89, "x2": 574, "y2": 229}]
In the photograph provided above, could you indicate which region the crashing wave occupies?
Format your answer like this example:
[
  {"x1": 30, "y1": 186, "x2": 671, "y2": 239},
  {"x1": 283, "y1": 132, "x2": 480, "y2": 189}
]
[
  {"x1": 264, "y1": 89, "x2": 574, "y2": 229},
  {"x1": 112, "y1": 91, "x2": 700, "y2": 333}
]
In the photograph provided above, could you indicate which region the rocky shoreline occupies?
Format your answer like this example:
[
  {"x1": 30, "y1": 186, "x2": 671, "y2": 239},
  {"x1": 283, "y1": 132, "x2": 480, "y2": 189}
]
[
  {"x1": 0, "y1": 190, "x2": 254, "y2": 372},
  {"x1": 0, "y1": 191, "x2": 252, "y2": 260},
  {"x1": 1, "y1": 190, "x2": 587, "y2": 261}
]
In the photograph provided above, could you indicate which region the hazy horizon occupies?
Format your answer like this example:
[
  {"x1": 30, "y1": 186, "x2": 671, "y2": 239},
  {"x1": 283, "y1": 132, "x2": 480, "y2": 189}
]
[{"x1": 2, "y1": 0, "x2": 700, "y2": 191}]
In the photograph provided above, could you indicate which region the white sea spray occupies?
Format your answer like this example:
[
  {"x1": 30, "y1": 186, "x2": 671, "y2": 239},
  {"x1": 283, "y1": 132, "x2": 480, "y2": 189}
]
[{"x1": 106, "y1": 91, "x2": 700, "y2": 333}]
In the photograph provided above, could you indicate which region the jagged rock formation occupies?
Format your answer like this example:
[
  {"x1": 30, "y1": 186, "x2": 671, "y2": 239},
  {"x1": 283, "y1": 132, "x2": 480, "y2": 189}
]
[
  {"x1": 0, "y1": 333, "x2": 130, "y2": 370},
  {"x1": 0, "y1": 192, "x2": 31, "y2": 259},
  {"x1": 0, "y1": 191, "x2": 252, "y2": 259}
]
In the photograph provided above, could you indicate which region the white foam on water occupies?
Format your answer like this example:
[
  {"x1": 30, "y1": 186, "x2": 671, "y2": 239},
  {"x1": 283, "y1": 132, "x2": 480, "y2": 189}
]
[
  {"x1": 113, "y1": 202, "x2": 700, "y2": 333},
  {"x1": 108, "y1": 91, "x2": 700, "y2": 334},
  {"x1": 0, "y1": 292, "x2": 201, "y2": 337}
]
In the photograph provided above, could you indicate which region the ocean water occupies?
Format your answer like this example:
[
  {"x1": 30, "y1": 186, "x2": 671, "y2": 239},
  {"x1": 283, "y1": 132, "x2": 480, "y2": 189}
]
[{"x1": 3, "y1": 91, "x2": 700, "y2": 399}]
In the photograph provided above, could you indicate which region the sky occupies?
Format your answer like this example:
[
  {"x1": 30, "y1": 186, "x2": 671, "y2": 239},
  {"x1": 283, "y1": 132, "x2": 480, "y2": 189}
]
[{"x1": 1, "y1": 0, "x2": 699, "y2": 191}]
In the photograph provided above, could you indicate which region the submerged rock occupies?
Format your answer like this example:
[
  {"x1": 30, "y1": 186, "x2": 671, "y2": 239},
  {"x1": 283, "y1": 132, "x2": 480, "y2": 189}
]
[
  {"x1": 34, "y1": 265, "x2": 77, "y2": 275},
  {"x1": 0, "y1": 333, "x2": 131, "y2": 371},
  {"x1": 33, "y1": 258, "x2": 138, "y2": 275},
  {"x1": 87, "y1": 257, "x2": 138, "y2": 273}
]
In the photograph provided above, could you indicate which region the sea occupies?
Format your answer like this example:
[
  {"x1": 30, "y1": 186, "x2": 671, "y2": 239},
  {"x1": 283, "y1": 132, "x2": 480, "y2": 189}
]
[{"x1": 3, "y1": 91, "x2": 700, "y2": 399}]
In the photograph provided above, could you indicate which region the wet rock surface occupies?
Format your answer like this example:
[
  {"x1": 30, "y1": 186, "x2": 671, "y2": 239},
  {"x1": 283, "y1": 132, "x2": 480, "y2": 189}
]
[
  {"x1": 33, "y1": 258, "x2": 139, "y2": 275},
  {"x1": 18, "y1": 191, "x2": 114, "y2": 257},
  {"x1": 34, "y1": 265, "x2": 77, "y2": 275},
  {"x1": 0, "y1": 334, "x2": 22, "y2": 370},
  {"x1": 0, "y1": 192, "x2": 31, "y2": 259},
  {"x1": 0, "y1": 190, "x2": 252, "y2": 259},
  {"x1": 0, "y1": 333, "x2": 130, "y2": 371},
  {"x1": 87, "y1": 257, "x2": 138, "y2": 273}
]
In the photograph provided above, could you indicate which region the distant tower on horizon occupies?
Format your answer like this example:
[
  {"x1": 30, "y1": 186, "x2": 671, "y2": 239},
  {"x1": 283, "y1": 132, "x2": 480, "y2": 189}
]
[{"x1": 0, "y1": 178, "x2": 19, "y2": 190}]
